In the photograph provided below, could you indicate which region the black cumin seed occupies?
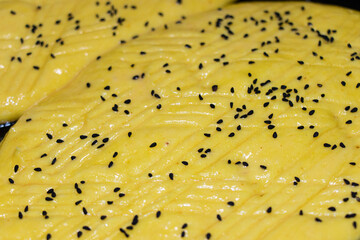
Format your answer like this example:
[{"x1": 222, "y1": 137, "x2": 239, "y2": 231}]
[
  {"x1": 83, "y1": 226, "x2": 91, "y2": 231},
  {"x1": 132, "y1": 215, "x2": 139, "y2": 225},
  {"x1": 266, "y1": 207, "x2": 272, "y2": 213},
  {"x1": 328, "y1": 207, "x2": 336, "y2": 211},
  {"x1": 345, "y1": 213, "x2": 356, "y2": 218},
  {"x1": 120, "y1": 228, "x2": 129, "y2": 238},
  {"x1": 82, "y1": 207, "x2": 88, "y2": 215},
  {"x1": 112, "y1": 104, "x2": 118, "y2": 112},
  {"x1": 156, "y1": 211, "x2": 161, "y2": 218},
  {"x1": 227, "y1": 201, "x2": 235, "y2": 206},
  {"x1": 315, "y1": 217, "x2": 322, "y2": 222},
  {"x1": 80, "y1": 135, "x2": 87, "y2": 139}
]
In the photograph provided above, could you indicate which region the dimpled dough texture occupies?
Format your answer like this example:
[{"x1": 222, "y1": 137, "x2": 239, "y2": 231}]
[{"x1": 1, "y1": 2, "x2": 360, "y2": 240}]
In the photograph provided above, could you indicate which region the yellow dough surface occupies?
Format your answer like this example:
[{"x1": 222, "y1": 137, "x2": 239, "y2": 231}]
[
  {"x1": 1, "y1": 2, "x2": 360, "y2": 239},
  {"x1": 0, "y1": 0, "x2": 231, "y2": 122}
]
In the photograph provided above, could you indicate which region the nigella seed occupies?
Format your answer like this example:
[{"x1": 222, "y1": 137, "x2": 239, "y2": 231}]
[
  {"x1": 227, "y1": 201, "x2": 235, "y2": 206},
  {"x1": 266, "y1": 207, "x2": 272, "y2": 213},
  {"x1": 108, "y1": 161, "x2": 113, "y2": 168},
  {"x1": 82, "y1": 207, "x2": 88, "y2": 215}
]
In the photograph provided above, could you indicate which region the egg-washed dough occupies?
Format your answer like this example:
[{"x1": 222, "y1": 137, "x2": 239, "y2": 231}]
[
  {"x1": 1, "y1": 2, "x2": 360, "y2": 239},
  {"x1": 0, "y1": 0, "x2": 231, "y2": 123}
]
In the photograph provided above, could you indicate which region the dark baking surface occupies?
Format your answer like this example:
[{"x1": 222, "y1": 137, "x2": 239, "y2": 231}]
[
  {"x1": 0, "y1": 0, "x2": 358, "y2": 142},
  {"x1": 235, "y1": 0, "x2": 360, "y2": 11},
  {"x1": 0, "y1": 121, "x2": 15, "y2": 142},
  {"x1": 310, "y1": 1, "x2": 359, "y2": 11}
]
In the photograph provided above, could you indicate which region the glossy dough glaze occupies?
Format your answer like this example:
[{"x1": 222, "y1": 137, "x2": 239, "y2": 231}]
[
  {"x1": 0, "y1": 0, "x2": 231, "y2": 122},
  {"x1": 1, "y1": 2, "x2": 360, "y2": 240}
]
